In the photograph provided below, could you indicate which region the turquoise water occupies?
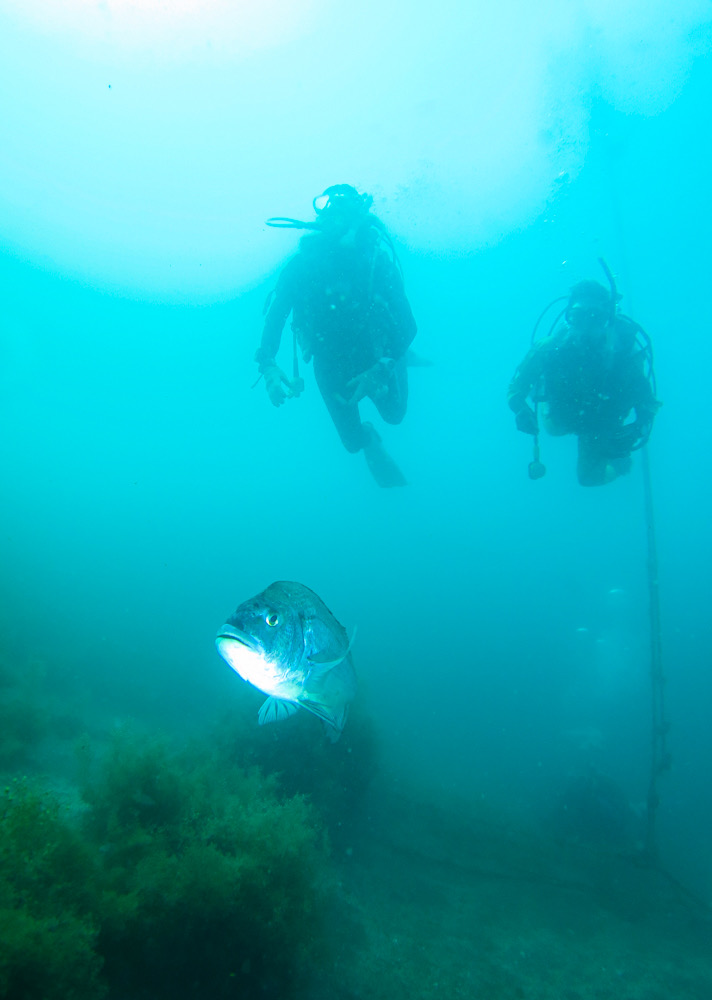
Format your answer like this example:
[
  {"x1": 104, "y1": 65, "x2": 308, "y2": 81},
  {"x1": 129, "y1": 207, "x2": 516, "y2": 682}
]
[{"x1": 1, "y1": 4, "x2": 711, "y2": 997}]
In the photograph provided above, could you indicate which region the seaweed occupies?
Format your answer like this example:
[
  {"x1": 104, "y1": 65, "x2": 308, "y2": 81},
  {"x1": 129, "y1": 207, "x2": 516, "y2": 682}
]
[
  {"x1": 0, "y1": 728, "x2": 335, "y2": 1000},
  {"x1": 212, "y1": 698, "x2": 380, "y2": 848},
  {"x1": 0, "y1": 781, "x2": 105, "y2": 1000},
  {"x1": 0, "y1": 651, "x2": 85, "y2": 771},
  {"x1": 82, "y1": 728, "x2": 332, "y2": 999},
  {"x1": 0, "y1": 653, "x2": 48, "y2": 769}
]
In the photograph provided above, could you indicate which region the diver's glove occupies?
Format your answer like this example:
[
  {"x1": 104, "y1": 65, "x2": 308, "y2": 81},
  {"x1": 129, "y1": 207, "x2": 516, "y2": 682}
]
[
  {"x1": 514, "y1": 403, "x2": 539, "y2": 436},
  {"x1": 261, "y1": 362, "x2": 294, "y2": 407},
  {"x1": 343, "y1": 357, "x2": 395, "y2": 406}
]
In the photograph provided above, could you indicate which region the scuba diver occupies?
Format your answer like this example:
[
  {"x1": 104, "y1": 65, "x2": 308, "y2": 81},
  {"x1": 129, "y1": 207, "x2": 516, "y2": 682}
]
[
  {"x1": 508, "y1": 264, "x2": 660, "y2": 486},
  {"x1": 254, "y1": 184, "x2": 417, "y2": 487}
]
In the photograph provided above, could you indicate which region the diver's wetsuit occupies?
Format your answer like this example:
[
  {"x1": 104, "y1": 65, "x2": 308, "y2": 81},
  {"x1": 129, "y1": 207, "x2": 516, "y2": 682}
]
[
  {"x1": 508, "y1": 316, "x2": 659, "y2": 485},
  {"x1": 256, "y1": 227, "x2": 416, "y2": 452}
]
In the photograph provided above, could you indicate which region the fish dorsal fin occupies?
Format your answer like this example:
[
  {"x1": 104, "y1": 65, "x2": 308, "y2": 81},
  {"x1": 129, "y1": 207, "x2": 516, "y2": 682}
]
[
  {"x1": 258, "y1": 697, "x2": 299, "y2": 726},
  {"x1": 307, "y1": 626, "x2": 357, "y2": 675}
]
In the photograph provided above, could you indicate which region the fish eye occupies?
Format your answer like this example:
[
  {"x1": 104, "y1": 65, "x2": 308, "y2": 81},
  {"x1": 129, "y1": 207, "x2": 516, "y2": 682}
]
[{"x1": 266, "y1": 613, "x2": 279, "y2": 627}]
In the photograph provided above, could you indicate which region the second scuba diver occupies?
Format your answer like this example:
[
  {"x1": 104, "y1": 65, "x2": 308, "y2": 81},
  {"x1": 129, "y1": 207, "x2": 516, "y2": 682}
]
[{"x1": 508, "y1": 269, "x2": 660, "y2": 486}]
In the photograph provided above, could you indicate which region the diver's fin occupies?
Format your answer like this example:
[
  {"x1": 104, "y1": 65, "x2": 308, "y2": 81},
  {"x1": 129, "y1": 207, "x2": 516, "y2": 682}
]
[
  {"x1": 362, "y1": 424, "x2": 407, "y2": 488},
  {"x1": 308, "y1": 626, "x2": 357, "y2": 673},
  {"x1": 405, "y1": 348, "x2": 433, "y2": 367},
  {"x1": 258, "y1": 697, "x2": 299, "y2": 726}
]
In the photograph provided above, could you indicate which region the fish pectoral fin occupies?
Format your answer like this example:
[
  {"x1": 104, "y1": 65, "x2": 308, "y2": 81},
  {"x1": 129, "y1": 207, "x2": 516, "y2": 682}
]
[
  {"x1": 258, "y1": 697, "x2": 299, "y2": 726},
  {"x1": 297, "y1": 695, "x2": 336, "y2": 726},
  {"x1": 307, "y1": 653, "x2": 346, "y2": 674},
  {"x1": 307, "y1": 626, "x2": 358, "y2": 674},
  {"x1": 298, "y1": 693, "x2": 349, "y2": 735}
]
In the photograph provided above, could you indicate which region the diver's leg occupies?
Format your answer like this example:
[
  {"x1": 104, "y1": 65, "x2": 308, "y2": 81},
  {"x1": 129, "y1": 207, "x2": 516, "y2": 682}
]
[
  {"x1": 609, "y1": 454, "x2": 633, "y2": 478},
  {"x1": 577, "y1": 435, "x2": 611, "y2": 487},
  {"x1": 313, "y1": 355, "x2": 371, "y2": 452},
  {"x1": 321, "y1": 390, "x2": 370, "y2": 453},
  {"x1": 314, "y1": 356, "x2": 407, "y2": 485},
  {"x1": 541, "y1": 404, "x2": 568, "y2": 437},
  {"x1": 359, "y1": 423, "x2": 407, "y2": 487},
  {"x1": 372, "y1": 358, "x2": 408, "y2": 425},
  {"x1": 601, "y1": 428, "x2": 634, "y2": 479},
  {"x1": 364, "y1": 358, "x2": 408, "y2": 484}
]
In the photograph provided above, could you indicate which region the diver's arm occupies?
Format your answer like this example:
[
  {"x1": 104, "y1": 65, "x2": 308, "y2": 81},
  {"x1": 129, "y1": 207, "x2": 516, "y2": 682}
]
[
  {"x1": 624, "y1": 341, "x2": 661, "y2": 437},
  {"x1": 254, "y1": 260, "x2": 301, "y2": 406},
  {"x1": 254, "y1": 258, "x2": 300, "y2": 370},
  {"x1": 508, "y1": 344, "x2": 544, "y2": 414},
  {"x1": 374, "y1": 253, "x2": 417, "y2": 359},
  {"x1": 508, "y1": 346, "x2": 546, "y2": 435},
  {"x1": 507, "y1": 375, "x2": 530, "y2": 416},
  {"x1": 630, "y1": 377, "x2": 661, "y2": 441}
]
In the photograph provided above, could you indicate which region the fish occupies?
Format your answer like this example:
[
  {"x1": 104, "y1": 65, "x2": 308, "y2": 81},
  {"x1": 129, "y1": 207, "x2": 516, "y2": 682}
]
[{"x1": 215, "y1": 581, "x2": 357, "y2": 741}]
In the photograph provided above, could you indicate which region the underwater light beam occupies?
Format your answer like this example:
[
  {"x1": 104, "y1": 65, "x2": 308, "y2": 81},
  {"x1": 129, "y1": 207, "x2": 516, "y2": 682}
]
[
  {"x1": 0, "y1": 0, "x2": 709, "y2": 296},
  {"x1": 1, "y1": 0, "x2": 320, "y2": 57}
]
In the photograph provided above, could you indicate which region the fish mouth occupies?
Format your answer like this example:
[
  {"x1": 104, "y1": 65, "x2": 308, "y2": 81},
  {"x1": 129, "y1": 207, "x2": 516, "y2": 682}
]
[{"x1": 215, "y1": 624, "x2": 258, "y2": 651}]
